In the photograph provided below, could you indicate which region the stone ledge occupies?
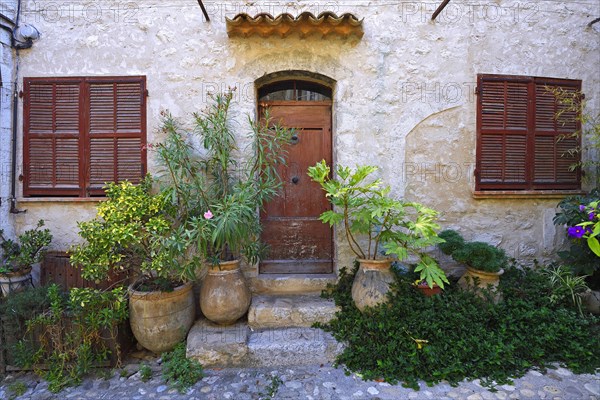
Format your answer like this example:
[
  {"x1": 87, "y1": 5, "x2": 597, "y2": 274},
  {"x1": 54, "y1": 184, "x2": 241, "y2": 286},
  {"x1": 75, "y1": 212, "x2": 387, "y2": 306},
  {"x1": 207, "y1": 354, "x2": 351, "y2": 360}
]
[
  {"x1": 249, "y1": 274, "x2": 338, "y2": 294},
  {"x1": 248, "y1": 294, "x2": 340, "y2": 329},
  {"x1": 186, "y1": 319, "x2": 343, "y2": 368}
]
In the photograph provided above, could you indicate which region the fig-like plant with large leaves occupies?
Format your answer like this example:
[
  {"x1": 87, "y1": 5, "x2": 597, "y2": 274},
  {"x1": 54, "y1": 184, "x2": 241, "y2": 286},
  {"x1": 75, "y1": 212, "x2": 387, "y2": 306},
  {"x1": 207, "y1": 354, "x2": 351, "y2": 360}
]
[{"x1": 307, "y1": 160, "x2": 448, "y2": 288}]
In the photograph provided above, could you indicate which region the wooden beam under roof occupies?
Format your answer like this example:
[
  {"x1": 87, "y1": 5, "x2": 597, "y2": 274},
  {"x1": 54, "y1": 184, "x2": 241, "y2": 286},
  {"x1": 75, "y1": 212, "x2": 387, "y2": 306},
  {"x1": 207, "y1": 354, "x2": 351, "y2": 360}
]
[
  {"x1": 432, "y1": 0, "x2": 451, "y2": 21},
  {"x1": 197, "y1": 0, "x2": 210, "y2": 21}
]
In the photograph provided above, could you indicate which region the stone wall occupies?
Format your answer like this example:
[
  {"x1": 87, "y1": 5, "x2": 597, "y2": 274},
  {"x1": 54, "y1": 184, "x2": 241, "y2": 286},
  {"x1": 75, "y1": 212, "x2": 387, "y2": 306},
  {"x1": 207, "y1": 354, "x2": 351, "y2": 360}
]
[
  {"x1": 0, "y1": 0, "x2": 16, "y2": 238},
  {"x1": 10, "y1": 0, "x2": 600, "y2": 271}
]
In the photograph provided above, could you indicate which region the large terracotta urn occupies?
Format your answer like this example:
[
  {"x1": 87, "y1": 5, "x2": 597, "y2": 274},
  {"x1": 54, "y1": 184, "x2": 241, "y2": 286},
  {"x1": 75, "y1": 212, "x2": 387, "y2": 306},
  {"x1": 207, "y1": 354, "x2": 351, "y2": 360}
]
[
  {"x1": 128, "y1": 281, "x2": 195, "y2": 353},
  {"x1": 458, "y1": 266, "x2": 504, "y2": 302},
  {"x1": 200, "y1": 259, "x2": 252, "y2": 325},
  {"x1": 0, "y1": 267, "x2": 33, "y2": 297},
  {"x1": 351, "y1": 258, "x2": 395, "y2": 312}
]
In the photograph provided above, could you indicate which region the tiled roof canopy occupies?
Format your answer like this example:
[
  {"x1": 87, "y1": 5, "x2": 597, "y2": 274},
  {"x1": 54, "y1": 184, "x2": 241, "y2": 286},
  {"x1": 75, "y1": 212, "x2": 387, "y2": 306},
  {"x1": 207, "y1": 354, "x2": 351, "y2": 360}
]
[{"x1": 226, "y1": 12, "x2": 364, "y2": 39}]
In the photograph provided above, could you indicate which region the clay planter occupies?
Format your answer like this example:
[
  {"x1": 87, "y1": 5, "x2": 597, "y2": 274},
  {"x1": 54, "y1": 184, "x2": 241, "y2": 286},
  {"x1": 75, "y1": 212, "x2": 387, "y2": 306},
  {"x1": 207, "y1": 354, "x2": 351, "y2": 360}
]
[
  {"x1": 458, "y1": 266, "x2": 504, "y2": 301},
  {"x1": 200, "y1": 259, "x2": 252, "y2": 325},
  {"x1": 351, "y1": 258, "x2": 395, "y2": 312},
  {"x1": 581, "y1": 289, "x2": 600, "y2": 315},
  {"x1": 415, "y1": 281, "x2": 442, "y2": 297},
  {"x1": 0, "y1": 267, "x2": 33, "y2": 297},
  {"x1": 128, "y1": 281, "x2": 195, "y2": 354}
]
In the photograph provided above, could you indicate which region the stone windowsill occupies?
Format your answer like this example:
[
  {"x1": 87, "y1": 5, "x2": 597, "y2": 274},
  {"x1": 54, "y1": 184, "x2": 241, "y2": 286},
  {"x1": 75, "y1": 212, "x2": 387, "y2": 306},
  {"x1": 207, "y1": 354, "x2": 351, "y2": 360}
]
[
  {"x1": 472, "y1": 190, "x2": 587, "y2": 199},
  {"x1": 17, "y1": 197, "x2": 106, "y2": 203}
]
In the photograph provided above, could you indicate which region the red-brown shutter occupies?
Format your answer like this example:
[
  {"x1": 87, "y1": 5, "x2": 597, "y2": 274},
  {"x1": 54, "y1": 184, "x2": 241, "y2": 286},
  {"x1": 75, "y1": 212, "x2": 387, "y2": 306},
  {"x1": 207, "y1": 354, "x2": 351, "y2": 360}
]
[
  {"x1": 476, "y1": 75, "x2": 530, "y2": 190},
  {"x1": 532, "y1": 79, "x2": 580, "y2": 189},
  {"x1": 476, "y1": 74, "x2": 581, "y2": 191},
  {"x1": 86, "y1": 77, "x2": 146, "y2": 195},
  {"x1": 23, "y1": 78, "x2": 84, "y2": 196}
]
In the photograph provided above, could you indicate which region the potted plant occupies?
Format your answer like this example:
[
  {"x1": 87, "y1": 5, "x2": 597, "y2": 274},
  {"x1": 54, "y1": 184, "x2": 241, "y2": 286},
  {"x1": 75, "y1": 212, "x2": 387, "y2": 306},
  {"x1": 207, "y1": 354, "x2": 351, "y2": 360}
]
[
  {"x1": 154, "y1": 89, "x2": 292, "y2": 325},
  {"x1": 438, "y1": 229, "x2": 507, "y2": 296},
  {"x1": 0, "y1": 220, "x2": 52, "y2": 296},
  {"x1": 413, "y1": 279, "x2": 443, "y2": 297},
  {"x1": 70, "y1": 177, "x2": 195, "y2": 353},
  {"x1": 307, "y1": 161, "x2": 448, "y2": 311}
]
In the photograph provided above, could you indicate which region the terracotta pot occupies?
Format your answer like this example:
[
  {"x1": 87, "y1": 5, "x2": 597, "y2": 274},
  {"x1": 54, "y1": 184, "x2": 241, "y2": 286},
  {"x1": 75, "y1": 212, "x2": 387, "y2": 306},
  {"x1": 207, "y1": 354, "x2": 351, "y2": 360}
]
[
  {"x1": 458, "y1": 266, "x2": 504, "y2": 301},
  {"x1": 128, "y1": 281, "x2": 195, "y2": 354},
  {"x1": 580, "y1": 289, "x2": 600, "y2": 315},
  {"x1": 351, "y1": 258, "x2": 395, "y2": 312},
  {"x1": 0, "y1": 267, "x2": 33, "y2": 297},
  {"x1": 415, "y1": 282, "x2": 442, "y2": 297},
  {"x1": 200, "y1": 259, "x2": 252, "y2": 325}
]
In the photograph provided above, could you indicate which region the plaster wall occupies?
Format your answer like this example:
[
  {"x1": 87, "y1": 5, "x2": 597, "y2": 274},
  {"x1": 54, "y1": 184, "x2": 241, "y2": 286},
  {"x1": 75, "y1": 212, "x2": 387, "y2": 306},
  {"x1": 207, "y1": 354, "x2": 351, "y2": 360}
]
[
  {"x1": 0, "y1": 0, "x2": 16, "y2": 238},
  {"x1": 11, "y1": 0, "x2": 600, "y2": 271}
]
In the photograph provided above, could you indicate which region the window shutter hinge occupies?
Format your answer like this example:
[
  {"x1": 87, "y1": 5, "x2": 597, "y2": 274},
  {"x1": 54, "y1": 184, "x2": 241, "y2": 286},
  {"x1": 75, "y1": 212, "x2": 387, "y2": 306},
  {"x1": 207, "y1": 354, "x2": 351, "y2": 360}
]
[
  {"x1": 19, "y1": 90, "x2": 24, "y2": 98},
  {"x1": 145, "y1": 89, "x2": 149, "y2": 97},
  {"x1": 475, "y1": 86, "x2": 481, "y2": 95}
]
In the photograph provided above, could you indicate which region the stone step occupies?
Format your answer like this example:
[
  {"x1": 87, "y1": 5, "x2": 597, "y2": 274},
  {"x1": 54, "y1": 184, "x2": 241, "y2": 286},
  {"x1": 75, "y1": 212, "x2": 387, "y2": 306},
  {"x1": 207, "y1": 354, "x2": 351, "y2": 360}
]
[
  {"x1": 245, "y1": 327, "x2": 343, "y2": 367},
  {"x1": 186, "y1": 319, "x2": 343, "y2": 368},
  {"x1": 248, "y1": 274, "x2": 337, "y2": 295},
  {"x1": 248, "y1": 294, "x2": 340, "y2": 329}
]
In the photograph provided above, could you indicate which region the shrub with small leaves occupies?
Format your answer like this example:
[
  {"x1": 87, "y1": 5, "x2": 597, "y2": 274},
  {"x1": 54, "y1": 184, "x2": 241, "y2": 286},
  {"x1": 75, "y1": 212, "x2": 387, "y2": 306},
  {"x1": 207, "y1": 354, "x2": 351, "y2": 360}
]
[
  {"x1": 139, "y1": 364, "x2": 152, "y2": 382},
  {"x1": 317, "y1": 263, "x2": 600, "y2": 390},
  {"x1": 161, "y1": 342, "x2": 203, "y2": 393}
]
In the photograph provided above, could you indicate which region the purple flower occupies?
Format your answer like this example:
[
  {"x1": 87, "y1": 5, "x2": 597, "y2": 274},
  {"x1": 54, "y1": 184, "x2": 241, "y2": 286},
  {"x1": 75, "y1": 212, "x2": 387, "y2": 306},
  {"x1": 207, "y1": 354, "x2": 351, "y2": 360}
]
[
  {"x1": 568, "y1": 226, "x2": 586, "y2": 238},
  {"x1": 579, "y1": 205, "x2": 586, "y2": 211},
  {"x1": 589, "y1": 212, "x2": 596, "y2": 221},
  {"x1": 204, "y1": 210, "x2": 213, "y2": 219}
]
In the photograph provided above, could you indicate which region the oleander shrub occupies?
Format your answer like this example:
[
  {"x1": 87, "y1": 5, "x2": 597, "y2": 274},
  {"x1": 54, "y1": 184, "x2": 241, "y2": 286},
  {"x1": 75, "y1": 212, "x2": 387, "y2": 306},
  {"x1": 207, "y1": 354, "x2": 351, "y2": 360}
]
[{"x1": 317, "y1": 263, "x2": 600, "y2": 390}]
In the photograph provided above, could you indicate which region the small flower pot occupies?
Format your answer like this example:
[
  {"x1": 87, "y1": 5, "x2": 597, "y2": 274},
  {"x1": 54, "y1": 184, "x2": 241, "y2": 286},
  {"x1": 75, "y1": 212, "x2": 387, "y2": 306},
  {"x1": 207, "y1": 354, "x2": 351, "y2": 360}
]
[{"x1": 415, "y1": 281, "x2": 442, "y2": 297}]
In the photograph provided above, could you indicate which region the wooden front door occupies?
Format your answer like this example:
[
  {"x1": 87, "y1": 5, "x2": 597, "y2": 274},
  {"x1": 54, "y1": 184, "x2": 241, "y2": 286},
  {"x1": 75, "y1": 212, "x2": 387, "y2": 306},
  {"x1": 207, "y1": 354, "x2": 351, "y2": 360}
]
[{"x1": 259, "y1": 101, "x2": 333, "y2": 274}]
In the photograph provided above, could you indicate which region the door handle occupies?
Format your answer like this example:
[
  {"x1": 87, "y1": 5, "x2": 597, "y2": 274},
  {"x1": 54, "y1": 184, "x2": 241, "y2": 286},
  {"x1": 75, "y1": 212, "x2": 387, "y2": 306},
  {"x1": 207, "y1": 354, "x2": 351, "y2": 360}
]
[{"x1": 292, "y1": 176, "x2": 299, "y2": 184}]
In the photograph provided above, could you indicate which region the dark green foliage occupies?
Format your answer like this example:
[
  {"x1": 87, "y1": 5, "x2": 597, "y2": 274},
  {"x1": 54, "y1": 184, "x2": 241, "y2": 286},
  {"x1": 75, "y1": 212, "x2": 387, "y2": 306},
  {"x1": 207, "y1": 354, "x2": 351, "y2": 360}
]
[
  {"x1": 139, "y1": 364, "x2": 152, "y2": 382},
  {"x1": 436, "y1": 230, "x2": 507, "y2": 273},
  {"x1": 438, "y1": 230, "x2": 465, "y2": 256},
  {"x1": 161, "y1": 342, "x2": 203, "y2": 393},
  {"x1": 554, "y1": 189, "x2": 600, "y2": 288},
  {"x1": 0, "y1": 220, "x2": 52, "y2": 274},
  {"x1": 317, "y1": 265, "x2": 600, "y2": 390},
  {"x1": 0, "y1": 286, "x2": 50, "y2": 367},
  {"x1": 14, "y1": 284, "x2": 128, "y2": 393},
  {"x1": 452, "y1": 242, "x2": 508, "y2": 273}
]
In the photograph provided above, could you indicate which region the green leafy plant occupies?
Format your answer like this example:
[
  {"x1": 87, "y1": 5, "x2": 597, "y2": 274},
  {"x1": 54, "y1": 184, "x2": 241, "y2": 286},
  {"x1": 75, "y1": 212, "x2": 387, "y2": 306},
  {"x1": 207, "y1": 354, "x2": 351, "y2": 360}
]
[
  {"x1": 259, "y1": 375, "x2": 283, "y2": 399},
  {"x1": 153, "y1": 89, "x2": 293, "y2": 266},
  {"x1": 0, "y1": 220, "x2": 52, "y2": 275},
  {"x1": 307, "y1": 160, "x2": 448, "y2": 288},
  {"x1": 575, "y1": 200, "x2": 600, "y2": 257},
  {"x1": 554, "y1": 189, "x2": 600, "y2": 288},
  {"x1": 543, "y1": 264, "x2": 590, "y2": 316},
  {"x1": 139, "y1": 363, "x2": 152, "y2": 382},
  {"x1": 161, "y1": 342, "x2": 203, "y2": 393},
  {"x1": 317, "y1": 263, "x2": 600, "y2": 390},
  {"x1": 69, "y1": 176, "x2": 194, "y2": 289},
  {"x1": 546, "y1": 86, "x2": 600, "y2": 180},
  {"x1": 15, "y1": 284, "x2": 128, "y2": 393},
  {"x1": 438, "y1": 230, "x2": 507, "y2": 273},
  {"x1": 7, "y1": 381, "x2": 27, "y2": 399}
]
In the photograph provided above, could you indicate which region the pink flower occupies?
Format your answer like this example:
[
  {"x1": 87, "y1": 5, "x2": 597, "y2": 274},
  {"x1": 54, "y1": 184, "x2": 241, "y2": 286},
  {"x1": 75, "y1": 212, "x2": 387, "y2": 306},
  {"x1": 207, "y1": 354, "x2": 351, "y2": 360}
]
[{"x1": 204, "y1": 210, "x2": 213, "y2": 219}]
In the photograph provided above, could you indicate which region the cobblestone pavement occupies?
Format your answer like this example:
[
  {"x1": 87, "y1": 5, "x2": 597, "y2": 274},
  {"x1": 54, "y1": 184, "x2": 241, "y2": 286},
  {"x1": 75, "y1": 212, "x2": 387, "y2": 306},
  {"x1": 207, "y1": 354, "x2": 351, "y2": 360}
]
[{"x1": 1, "y1": 362, "x2": 599, "y2": 400}]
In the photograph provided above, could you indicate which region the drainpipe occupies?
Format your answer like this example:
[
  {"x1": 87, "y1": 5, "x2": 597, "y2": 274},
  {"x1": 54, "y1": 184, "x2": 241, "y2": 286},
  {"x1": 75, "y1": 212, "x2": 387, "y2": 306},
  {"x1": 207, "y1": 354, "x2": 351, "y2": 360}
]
[
  {"x1": 8, "y1": 0, "x2": 26, "y2": 213},
  {"x1": 10, "y1": 66, "x2": 25, "y2": 214}
]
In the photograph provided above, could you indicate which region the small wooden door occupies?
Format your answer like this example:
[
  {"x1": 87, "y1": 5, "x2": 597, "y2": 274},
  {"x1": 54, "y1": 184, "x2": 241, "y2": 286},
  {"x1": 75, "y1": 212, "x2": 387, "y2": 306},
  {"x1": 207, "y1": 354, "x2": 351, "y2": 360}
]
[{"x1": 259, "y1": 101, "x2": 333, "y2": 274}]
